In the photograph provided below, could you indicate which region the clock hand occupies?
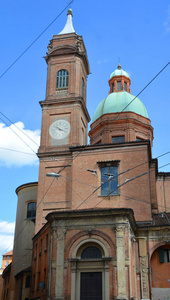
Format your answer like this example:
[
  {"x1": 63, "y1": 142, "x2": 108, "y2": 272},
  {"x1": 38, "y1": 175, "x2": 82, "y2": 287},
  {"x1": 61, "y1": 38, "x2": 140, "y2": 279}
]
[{"x1": 56, "y1": 126, "x2": 64, "y2": 131}]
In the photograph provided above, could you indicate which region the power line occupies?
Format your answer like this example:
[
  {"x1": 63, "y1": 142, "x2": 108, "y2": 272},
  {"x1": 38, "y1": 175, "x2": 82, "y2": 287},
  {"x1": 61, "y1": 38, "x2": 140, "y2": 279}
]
[
  {"x1": 57, "y1": 62, "x2": 170, "y2": 173},
  {"x1": 2, "y1": 154, "x2": 170, "y2": 267},
  {"x1": 0, "y1": 0, "x2": 74, "y2": 80},
  {"x1": 91, "y1": 62, "x2": 170, "y2": 143},
  {"x1": 0, "y1": 146, "x2": 36, "y2": 156},
  {"x1": 0, "y1": 26, "x2": 169, "y2": 262}
]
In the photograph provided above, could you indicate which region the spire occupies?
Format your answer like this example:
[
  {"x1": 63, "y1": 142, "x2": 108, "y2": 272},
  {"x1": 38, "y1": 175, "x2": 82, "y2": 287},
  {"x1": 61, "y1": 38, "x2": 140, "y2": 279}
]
[{"x1": 58, "y1": 9, "x2": 76, "y2": 35}]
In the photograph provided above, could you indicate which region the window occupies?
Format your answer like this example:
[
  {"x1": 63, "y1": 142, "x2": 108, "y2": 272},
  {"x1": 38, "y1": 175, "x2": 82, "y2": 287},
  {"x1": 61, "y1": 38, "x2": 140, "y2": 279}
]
[
  {"x1": 56, "y1": 69, "x2": 69, "y2": 89},
  {"x1": 25, "y1": 275, "x2": 31, "y2": 288},
  {"x1": 159, "y1": 248, "x2": 170, "y2": 263},
  {"x1": 6, "y1": 261, "x2": 9, "y2": 267},
  {"x1": 164, "y1": 249, "x2": 170, "y2": 262},
  {"x1": 27, "y1": 202, "x2": 36, "y2": 219},
  {"x1": 82, "y1": 78, "x2": 85, "y2": 98},
  {"x1": 124, "y1": 82, "x2": 127, "y2": 91},
  {"x1": 112, "y1": 83, "x2": 114, "y2": 92},
  {"x1": 117, "y1": 81, "x2": 121, "y2": 91},
  {"x1": 81, "y1": 247, "x2": 102, "y2": 259},
  {"x1": 112, "y1": 136, "x2": 125, "y2": 144},
  {"x1": 136, "y1": 137, "x2": 143, "y2": 141},
  {"x1": 101, "y1": 165, "x2": 118, "y2": 196}
]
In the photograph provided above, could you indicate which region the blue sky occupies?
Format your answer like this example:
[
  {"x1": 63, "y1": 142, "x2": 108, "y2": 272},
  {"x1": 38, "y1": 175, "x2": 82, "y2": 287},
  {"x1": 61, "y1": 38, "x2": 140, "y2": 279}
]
[{"x1": 0, "y1": 0, "x2": 170, "y2": 263}]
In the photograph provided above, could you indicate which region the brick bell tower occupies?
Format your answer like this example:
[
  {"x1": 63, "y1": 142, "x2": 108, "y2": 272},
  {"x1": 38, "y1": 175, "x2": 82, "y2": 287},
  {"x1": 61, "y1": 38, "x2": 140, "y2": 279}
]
[{"x1": 36, "y1": 9, "x2": 90, "y2": 232}]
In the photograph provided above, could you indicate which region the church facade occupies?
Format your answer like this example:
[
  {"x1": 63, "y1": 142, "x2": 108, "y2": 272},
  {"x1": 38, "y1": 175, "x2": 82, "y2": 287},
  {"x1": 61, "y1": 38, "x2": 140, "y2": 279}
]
[{"x1": 4, "y1": 9, "x2": 170, "y2": 300}]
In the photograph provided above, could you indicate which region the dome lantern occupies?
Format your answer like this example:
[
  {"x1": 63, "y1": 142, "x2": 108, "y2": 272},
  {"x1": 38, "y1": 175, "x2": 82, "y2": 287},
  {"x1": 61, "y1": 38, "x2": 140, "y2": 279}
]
[{"x1": 109, "y1": 64, "x2": 131, "y2": 94}]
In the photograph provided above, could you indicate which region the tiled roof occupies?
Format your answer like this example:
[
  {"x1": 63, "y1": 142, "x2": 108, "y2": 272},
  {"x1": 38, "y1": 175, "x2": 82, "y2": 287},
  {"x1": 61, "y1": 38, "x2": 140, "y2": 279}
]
[{"x1": 3, "y1": 250, "x2": 13, "y2": 257}]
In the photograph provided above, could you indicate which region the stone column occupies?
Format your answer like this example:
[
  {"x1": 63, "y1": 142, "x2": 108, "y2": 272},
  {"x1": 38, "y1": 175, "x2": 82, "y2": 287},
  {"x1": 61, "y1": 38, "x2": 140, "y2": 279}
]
[
  {"x1": 139, "y1": 238, "x2": 150, "y2": 300},
  {"x1": 55, "y1": 228, "x2": 65, "y2": 300},
  {"x1": 116, "y1": 225, "x2": 127, "y2": 300}
]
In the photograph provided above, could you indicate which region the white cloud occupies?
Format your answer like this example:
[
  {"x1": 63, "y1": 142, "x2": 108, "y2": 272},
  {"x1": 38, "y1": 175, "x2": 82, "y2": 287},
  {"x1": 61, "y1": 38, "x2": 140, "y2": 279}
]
[
  {"x1": 0, "y1": 221, "x2": 15, "y2": 234},
  {"x1": 97, "y1": 58, "x2": 112, "y2": 65},
  {"x1": 0, "y1": 235, "x2": 14, "y2": 254},
  {"x1": 0, "y1": 221, "x2": 14, "y2": 266},
  {"x1": 164, "y1": 5, "x2": 170, "y2": 33},
  {"x1": 0, "y1": 122, "x2": 40, "y2": 167}
]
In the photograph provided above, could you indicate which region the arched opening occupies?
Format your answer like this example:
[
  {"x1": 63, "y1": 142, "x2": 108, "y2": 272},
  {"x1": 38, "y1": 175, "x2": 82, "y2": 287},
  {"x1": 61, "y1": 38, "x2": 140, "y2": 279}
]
[
  {"x1": 71, "y1": 240, "x2": 110, "y2": 300},
  {"x1": 150, "y1": 244, "x2": 170, "y2": 299}
]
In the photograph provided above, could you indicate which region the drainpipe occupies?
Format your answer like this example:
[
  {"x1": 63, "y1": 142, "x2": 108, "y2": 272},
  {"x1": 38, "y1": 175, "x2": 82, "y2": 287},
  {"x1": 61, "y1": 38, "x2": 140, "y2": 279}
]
[{"x1": 148, "y1": 164, "x2": 153, "y2": 222}]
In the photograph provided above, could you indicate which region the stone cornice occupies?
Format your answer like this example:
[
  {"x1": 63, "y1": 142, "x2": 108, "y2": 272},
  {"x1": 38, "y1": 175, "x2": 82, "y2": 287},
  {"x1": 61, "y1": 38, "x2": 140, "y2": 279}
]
[{"x1": 39, "y1": 96, "x2": 90, "y2": 122}]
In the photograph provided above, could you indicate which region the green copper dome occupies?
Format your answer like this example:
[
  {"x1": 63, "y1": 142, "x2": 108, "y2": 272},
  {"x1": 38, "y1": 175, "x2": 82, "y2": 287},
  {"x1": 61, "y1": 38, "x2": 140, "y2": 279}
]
[
  {"x1": 110, "y1": 64, "x2": 130, "y2": 79},
  {"x1": 92, "y1": 91, "x2": 149, "y2": 122}
]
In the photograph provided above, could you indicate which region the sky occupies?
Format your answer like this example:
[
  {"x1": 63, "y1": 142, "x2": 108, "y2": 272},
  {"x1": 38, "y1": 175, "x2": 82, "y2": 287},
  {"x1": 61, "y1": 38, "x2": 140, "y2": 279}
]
[{"x1": 0, "y1": 0, "x2": 169, "y2": 265}]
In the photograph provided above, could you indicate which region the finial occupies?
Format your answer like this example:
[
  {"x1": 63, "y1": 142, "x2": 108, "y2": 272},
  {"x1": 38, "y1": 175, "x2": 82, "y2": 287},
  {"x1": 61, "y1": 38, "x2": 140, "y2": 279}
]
[
  {"x1": 58, "y1": 8, "x2": 76, "y2": 35},
  {"x1": 67, "y1": 8, "x2": 73, "y2": 15},
  {"x1": 118, "y1": 63, "x2": 121, "y2": 70}
]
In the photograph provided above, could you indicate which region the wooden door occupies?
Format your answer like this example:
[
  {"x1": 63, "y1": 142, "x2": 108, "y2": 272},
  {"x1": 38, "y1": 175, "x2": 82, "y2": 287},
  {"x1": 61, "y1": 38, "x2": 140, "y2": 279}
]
[{"x1": 80, "y1": 272, "x2": 102, "y2": 300}]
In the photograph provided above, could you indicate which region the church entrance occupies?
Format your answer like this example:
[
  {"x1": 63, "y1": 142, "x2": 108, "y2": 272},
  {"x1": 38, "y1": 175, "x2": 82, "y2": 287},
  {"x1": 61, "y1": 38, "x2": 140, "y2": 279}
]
[{"x1": 80, "y1": 272, "x2": 102, "y2": 300}]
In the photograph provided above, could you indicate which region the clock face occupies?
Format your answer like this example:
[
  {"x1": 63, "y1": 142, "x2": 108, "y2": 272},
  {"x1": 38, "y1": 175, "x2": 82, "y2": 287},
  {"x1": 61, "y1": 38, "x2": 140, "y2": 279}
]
[{"x1": 49, "y1": 119, "x2": 71, "y2": 140}]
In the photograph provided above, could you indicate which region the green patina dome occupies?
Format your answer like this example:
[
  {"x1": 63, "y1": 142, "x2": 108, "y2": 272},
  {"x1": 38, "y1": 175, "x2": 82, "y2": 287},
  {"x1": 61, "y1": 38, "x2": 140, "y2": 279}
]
[
  {"x1": 92, "y1": 91, "x2": 149, "y2": 122},
  {"x1": 110, "y1": 65, "x2": 130, "y2": 79}
]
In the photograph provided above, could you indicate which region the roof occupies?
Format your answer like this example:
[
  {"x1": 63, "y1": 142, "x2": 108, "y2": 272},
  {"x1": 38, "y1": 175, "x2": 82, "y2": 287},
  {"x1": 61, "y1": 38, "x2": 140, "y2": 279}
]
[
  {"x1": 92, "y1": 91, "x2": 149, "y2": 122},
  {"x1": 3, "y1": 250, "x2": 13, "y2": 257},
  {"x1": 110, "y1": 64, "x2": 130, "y2": 79}
]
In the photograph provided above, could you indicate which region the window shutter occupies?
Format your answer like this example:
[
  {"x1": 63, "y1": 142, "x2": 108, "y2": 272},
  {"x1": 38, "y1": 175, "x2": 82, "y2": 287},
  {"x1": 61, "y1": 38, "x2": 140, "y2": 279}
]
[{"x1": 159, "y1": 248, "x2": 164, "y2": 263}]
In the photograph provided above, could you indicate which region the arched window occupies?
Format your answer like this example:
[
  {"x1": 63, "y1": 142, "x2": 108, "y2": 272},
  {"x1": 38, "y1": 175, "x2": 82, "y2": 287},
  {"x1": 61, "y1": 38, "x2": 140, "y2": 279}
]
[
  {"x1": 81, "y1": 246, "x2": 102, "y2": 259},
  {"x1": 27, "y1": 202, "x2": 36, "y2": 219},
  {"x1": 82, "y1": 78, "x2": 85, "y2": 98},
  {"x1": 56, "y1": 70, "x2": 69, "y2": 89}
]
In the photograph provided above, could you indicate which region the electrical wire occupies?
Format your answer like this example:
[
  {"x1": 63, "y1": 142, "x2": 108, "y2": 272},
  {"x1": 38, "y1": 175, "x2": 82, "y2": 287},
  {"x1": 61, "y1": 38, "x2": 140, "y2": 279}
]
[
  {"x1": 0, "y1": 35, "x2": 169, "y2": 264},
  {"x1": 0, "y1": 0, "x2": 74, "y2": 80},
  {"x1": 0, "y1": 146, "x2": 36, "y2": 156},
  {"x1": 56, "y1": 62, "x2": 170, "y2": 174},
  {"x1": 2, "y1": 154, "x2": 170, "y2": 270}
]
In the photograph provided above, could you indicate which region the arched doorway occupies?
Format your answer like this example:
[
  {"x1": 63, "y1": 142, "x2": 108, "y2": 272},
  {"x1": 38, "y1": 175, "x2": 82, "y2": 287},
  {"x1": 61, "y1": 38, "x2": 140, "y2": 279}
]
[{"x1": 70, "y1": 240, "x2": 111, "y2": 300}]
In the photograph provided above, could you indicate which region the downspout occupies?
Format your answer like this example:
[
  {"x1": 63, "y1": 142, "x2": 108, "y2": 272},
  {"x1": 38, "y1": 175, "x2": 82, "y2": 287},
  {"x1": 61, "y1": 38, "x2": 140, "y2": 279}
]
[{"x1": 148, "y1": 162, "x2": 153, "y2": 222}]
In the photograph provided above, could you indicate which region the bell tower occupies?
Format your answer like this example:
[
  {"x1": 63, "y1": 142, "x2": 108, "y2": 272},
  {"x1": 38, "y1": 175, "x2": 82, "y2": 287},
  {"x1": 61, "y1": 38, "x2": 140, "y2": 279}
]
[
  {"x1": 36, "y1": 9, "x2": 90, "y2": 232},
  {"x1": 39, "y1": 9, "x2": 90, "y2": 153}
]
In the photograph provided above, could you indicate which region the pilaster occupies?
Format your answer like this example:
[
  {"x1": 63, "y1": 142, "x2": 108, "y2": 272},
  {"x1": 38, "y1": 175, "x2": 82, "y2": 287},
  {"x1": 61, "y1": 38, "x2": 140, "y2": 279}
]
[
  {"x1": 55, "y1": 228, "x2": 66, "y2": 300},
  {"x1": 116, "y1": 225, "x2": 127, "y2": 300},
  {"x1": 139, "y1": 238, "x2": 150, "y2": 300}
]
